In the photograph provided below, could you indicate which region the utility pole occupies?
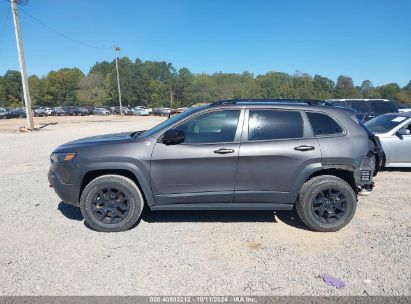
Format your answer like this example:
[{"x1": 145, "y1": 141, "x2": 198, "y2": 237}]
[
  {"x1": 114, "y1": 47, "x2": 123, "y2": 116},
  {"x1": 10, "y1": 0, "x2": 34, "y2": 130}
]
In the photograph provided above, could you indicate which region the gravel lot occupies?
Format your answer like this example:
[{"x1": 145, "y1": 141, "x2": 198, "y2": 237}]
[{"x1": 0, "y1": 116, "x2": 410, "y2": 296}]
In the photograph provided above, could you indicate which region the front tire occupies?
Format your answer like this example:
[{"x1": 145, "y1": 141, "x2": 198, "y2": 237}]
[
  {"x1": 296, "y1": 175, "x2": 357, "y2": 232},
  {"x1": 80, "y1": 175, "x2": 144, "y2": 232}
]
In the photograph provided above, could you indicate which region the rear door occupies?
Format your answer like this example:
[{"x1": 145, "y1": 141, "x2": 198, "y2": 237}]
[{"x1": 234, "y1": 109, "x2": 321, "y2": 205}]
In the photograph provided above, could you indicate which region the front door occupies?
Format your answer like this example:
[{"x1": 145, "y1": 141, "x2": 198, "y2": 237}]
[
  {"x1": 384, "y1": 119, "x2": 411, "y2": 166},
  {"x1": 150, "y1": 109, "x2": 243, "y2": 204}
]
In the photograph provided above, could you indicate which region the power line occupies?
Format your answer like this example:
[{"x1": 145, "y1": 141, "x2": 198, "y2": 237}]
[{"x1": 18, "y1": 6, "x2": 112, "y2": 50}]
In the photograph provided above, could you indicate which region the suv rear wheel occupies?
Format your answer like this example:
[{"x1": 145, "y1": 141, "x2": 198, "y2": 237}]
[
  {"x1": 296, "y1": 175, "x2": 357, "y2": 232},
  {"x1": 80, "y1": 175, "x2": 144, "y2": 232}
]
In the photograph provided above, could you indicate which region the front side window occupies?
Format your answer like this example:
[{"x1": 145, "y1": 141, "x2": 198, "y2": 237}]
[
  {"x1": 306, "y1": 112, "x2": 344, "y2": 136},
  {"x1": 175, "y1": 110, "x2": 240, "y2": 143},
  {"x1": 248, "y1": 110, "x2": 304, "y2": 141}
]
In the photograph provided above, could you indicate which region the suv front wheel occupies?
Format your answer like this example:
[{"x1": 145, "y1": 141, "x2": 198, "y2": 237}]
[
  {"x1": 80, "y1": 175, "x2": 144, "y2": 232},
  {"x1": 296, "y1": 175, "x2": 357, "y2": 232}
]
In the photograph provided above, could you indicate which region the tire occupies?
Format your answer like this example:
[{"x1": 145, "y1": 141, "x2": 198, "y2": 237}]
[
  {"x1": 296, "y1": 175, "x2": 357, "y2": 232},
  {"x1": 80, "y1": 175, "x2": 144, "y2": 232}
]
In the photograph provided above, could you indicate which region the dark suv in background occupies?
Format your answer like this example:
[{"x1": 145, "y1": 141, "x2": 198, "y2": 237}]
[
  {"x1": 49, "y1": 99, "x2": 381, "y2": 232},
  {"x1": 326, "y1": 99, "x2": 398, "y2": 122}
]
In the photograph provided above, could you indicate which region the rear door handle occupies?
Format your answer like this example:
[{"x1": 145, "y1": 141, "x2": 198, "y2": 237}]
[
  {"x1": 213, "y1": 148, "x2": 235, "y2": 154},
  {"x1": 294, "y1": 145, "x2": 315, "y2": 152}
]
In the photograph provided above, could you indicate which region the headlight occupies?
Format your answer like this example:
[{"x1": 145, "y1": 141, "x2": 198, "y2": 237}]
[{"x1": 50, "y1": 152, "x2": 76, "y2": 163}]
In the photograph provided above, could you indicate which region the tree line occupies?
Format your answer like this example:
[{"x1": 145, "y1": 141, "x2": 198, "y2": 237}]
[{"x1": 0, "y1": 57, "x2": 410, "y2": 108}]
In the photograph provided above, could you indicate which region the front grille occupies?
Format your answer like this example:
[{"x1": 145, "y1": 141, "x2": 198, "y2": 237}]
[{"x1": 361, "y1": 170, "x2": 371, "y2": 182}]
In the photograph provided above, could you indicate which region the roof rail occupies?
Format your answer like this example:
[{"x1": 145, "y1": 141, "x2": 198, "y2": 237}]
[{"x1": 211, "y1": 98, "x2": 329, "y2": 106}]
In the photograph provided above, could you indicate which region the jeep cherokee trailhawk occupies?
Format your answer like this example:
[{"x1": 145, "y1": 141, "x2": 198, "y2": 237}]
[{"x1": 49, "y1": 99, "x2": 381, "y2": 232}]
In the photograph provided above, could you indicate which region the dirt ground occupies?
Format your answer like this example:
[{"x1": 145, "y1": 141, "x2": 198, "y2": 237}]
[{"x1": 0, "y1": 115, "x2": 410, "y2": 296}]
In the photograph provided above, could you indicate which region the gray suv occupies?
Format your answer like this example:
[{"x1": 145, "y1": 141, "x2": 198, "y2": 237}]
[{"x1": 49, "y1": 99, "x2": 380, "y2": 232}]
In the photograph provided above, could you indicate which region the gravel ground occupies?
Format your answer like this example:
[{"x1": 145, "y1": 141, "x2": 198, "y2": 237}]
[{"x1": 0, "y1": 116, "x2": 410, "y2": 296}]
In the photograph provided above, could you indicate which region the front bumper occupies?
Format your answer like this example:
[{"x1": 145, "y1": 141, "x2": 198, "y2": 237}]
[{"x1": 48, "y1": 165, "x2": 78, "y2": 206}]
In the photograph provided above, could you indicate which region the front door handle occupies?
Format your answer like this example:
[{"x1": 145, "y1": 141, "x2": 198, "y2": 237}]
[
  {"x1": 294, "y1": 145, "x2": 315, "y2": 152},
  {"x1": 214, "y1": 148, "x2": 235, "y2": 154}
]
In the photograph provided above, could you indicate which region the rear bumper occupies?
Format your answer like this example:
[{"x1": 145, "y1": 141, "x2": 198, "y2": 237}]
[{"x1": 354, "y1": 151, "x2": 377, "y2": 192}]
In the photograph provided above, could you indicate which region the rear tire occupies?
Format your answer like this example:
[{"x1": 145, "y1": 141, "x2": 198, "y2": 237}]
[
  {"x1": 80, "y1": 175, "x2": 144, "y2": 232},
  {"x1": 296, "y1": 175, "x2": 357, "y2": 232}
]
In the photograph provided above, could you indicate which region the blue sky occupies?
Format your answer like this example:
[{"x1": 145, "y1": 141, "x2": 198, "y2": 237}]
[{"x1": 0, "y1": 0, "x2": 410, "y2": 86}]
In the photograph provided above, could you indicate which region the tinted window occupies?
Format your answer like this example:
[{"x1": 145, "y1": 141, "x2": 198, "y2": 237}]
[
  {"x1": 350, "y1": 102, "x2": 370, "y2": 113},
  {"x1": 307, "y1": 112, "x2": 344, "y2": 135},
  {"x1": 369, "y1": 102, "x2": 397, "y2": 113},
  {"x1": 364, "y1": 114, "x2": 409, "y2": 133},
  {"x1": 248, "y1": 110, "x2": 304, "y2": 140},
  {"x1": 175, "y1": 110, "x2": 240, "y2": 143}
]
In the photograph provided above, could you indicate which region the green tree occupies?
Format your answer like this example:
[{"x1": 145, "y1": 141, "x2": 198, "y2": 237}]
[
  {"x1": 313, "y1": 75, "x2": 334, "y2": 99},
  {"x1": 335, "y1": 75, "x2": 359, "y2": 98},
  {"x1": 28, "y1": 75, "x2": 46, "y2": 106},
  {"x1": 184, "y1": 74, "x2": 218, "y2": 103},
  {"x1": 44, "y1": 68, "x2": 84, "y2": 105},
  {"x1": 256, "y1": 72, "x2": 294, "y2": 98},
  {"x1": 378, "y1": 83, "x2": 401, "y2": 100},
  {"x1": 0, "y1": 70, "x2": 23, "y2": 107},
  {"x1": 77, "y1": 72, "x2": 106, "y2": 105}
]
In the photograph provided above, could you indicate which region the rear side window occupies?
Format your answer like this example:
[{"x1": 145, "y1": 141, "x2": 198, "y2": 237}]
[
  {"x1": 369, "y1": 102, "x2": 398, "y2": 113},
  {"x1": 248, "y1": 110, "x2": 304, "y2": 141},
  {"x1": 306, "y1": 112, "x2": 344, "y2": 136}
]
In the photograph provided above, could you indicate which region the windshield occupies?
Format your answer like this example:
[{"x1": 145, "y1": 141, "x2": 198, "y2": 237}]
[
  {"x1": 364, "y1": 114, "x2": 408, "y2": 133},
  {"x1": 139, "y1": 105, "x2": 208, "y2": 138}
]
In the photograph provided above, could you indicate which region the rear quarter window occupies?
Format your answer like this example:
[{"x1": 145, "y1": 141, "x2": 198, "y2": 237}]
[{"x1": 306, "y1": 112, "x2": 344, "y2": 136}]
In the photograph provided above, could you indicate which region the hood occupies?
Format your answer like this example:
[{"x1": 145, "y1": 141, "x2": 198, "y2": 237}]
[{"x1": 57, "y1": 132, "x2": 135, "y2": 150}]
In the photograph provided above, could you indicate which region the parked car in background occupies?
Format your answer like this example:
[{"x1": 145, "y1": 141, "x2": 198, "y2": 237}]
[
  {"x1": 78, "y1": 107, "x2": 92, "y2": 115},
  {"x1": 93, "y1": 107, "x2": 110, "y2": 115},
  {"x1": 82, "y1": 106, "x2": 95, "y2": 115},
  {"x1": 0, "y1": 109, "x2": 10, "y2": 119},
  {"x1": 132, "y1": 107, "x2": 150, "y2": 116},
  {"x1": 135, "y1": 106, "x2": 152, "y2": 114},
  {"x1": 44, "y1": 107, "x2": 55, "y2": 116},
  {"x1": 152, "y1": 107, "x2": 172, "y2": 116},
  {"x1": 49, "y1": 99, "x2": 381, "y2": 232},
  {"x1": 365, "y1": 112, "x2": 411, "y2": 168},
  {"x1": 3, "y1": 108, "x2": 27, "y2": 118},
  {"x1": 395, "y1": 102, "x2": 411, "y2": 113},
  {"x1": 65, "y1": 106, "x2": 82, "y2": 116},
  {"x1": 327, "y1": 99, "x2": 398, "y2": 122},
  {"x1": 33, "y1": 107, "x2": 47, "y2": 117},
  {"x1": 53, "y1": 107, "x2": 68, "y2": 116},
  {"x1": 123, "y1": 108, "x2": 134, "y2": 116}
]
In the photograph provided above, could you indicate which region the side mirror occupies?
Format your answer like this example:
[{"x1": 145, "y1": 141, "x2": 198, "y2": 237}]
[
  {"x1": 162, "y1": 129, "x2": 185, "y2": 145},
  {"x1": 397, "y1": 128, "x2": 411, "y2": 136}
]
